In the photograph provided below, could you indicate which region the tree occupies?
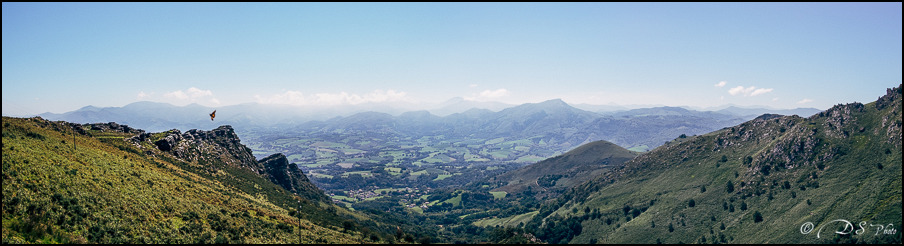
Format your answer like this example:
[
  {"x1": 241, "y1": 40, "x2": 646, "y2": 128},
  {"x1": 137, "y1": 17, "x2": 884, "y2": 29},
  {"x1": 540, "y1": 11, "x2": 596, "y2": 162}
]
[
  {"x1": 418, "y1": 236, "x2": 433, "y2": 244},
  {"x1": 740, "y1": 201, "x2": 747, "y2": 211},
  {"x1": 759, "y1": 164, "x2": 771, "y2": 176},
  {"x1": 688, "y1": 199, "x2": 696, "y2": 207},
  {"x1": 726, "y1": 180, "x2": 734, "y2": 193},
  {"x1": 700, "y1": 186, "x2": 707, "y2": 193},
  {"x1": 753, "y1": 211, "x2": 763, "y2": 223}
]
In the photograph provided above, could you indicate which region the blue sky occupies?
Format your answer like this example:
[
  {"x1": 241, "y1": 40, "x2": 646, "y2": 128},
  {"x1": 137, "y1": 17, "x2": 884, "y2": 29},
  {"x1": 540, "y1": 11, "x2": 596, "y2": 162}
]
[{"x1": 3, "y1": 2, "x2": 901, "y2": 116}]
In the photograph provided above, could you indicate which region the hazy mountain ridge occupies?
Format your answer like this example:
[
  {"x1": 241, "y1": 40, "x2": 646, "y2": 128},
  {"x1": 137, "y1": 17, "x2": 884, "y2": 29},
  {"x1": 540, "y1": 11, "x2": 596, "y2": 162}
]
[
  {"x1": 38, "y1": 99, "x2": 815, "y2": 130},
  {"x1": 247, "y1": 99, "x2": 752, "y2": 154},
  {"x1": 522, "y1": 85, "x2": 902, "y2": 244},
  {"x1": 37, "y1": 98, "x2": 820, "y2": 154}
]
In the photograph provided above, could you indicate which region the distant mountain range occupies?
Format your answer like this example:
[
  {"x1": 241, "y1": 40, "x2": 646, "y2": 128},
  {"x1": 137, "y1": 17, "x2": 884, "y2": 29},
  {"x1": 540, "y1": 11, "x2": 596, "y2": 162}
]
[
  {"x1": 38, "y1": 99, "x2": 819, "y2": 153},
  {"x1": 38, "y1": 99, "x2": 819, "y2": 131}
]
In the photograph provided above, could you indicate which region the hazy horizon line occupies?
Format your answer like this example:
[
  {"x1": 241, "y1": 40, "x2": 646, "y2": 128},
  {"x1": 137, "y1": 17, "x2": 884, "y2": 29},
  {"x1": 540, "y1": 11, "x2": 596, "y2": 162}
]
[{"x1": 3, "y1": 97, "x2": 829, "y2": 118}]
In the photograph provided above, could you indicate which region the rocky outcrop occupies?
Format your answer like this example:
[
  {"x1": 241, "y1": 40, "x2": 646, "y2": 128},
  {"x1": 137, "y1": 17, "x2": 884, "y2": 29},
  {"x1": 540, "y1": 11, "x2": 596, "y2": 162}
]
[
  {"x1": 129, "y1": 125, "x2": 263, "y2": 174},
  {"x1": 818, "y1": 102, "x2": 864, "y2": 139},
  {"x1": 876, "y1": 85, "x2": 902, "y2": 147},
  {"x1": 875, "y1": 86, "x2": 902, "y2": 111},
  {"x1": 154, "y1": 130, "x2": 182, "y2": 151},
  {"x1": 124, "y1": 125, "x2": 330, "y2": 203},
  {"x1": 259, "y1": 153, "x2": 328, "y2": 203},
  {"x1": 86, "y1": 122, "x2": 143, "y2": 134}
]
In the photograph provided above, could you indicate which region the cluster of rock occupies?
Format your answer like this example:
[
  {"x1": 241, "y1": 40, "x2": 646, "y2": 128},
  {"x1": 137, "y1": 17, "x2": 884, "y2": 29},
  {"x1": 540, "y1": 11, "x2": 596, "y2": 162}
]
[
  {"x1": 818, "y1": 102, "x2": 863, "y2": 139},
  {"x1": 127, "y1": 125, "x2": 261, "y2": 173},
  {"x1": 85, "y1": 122, "x2": 143, "y2": 135},
  {"x1": 259, "y1": 153, "x2": 328, "y2": 203},
  {"x1": 875, "y1": 86, "x2": 902, "y2": 111},
  {"x1": 876, "y1": 86, "x2": 902, "y2": 146},
  {"x1": 124, "y1": 124, "x2": 327, "y2": 202}
]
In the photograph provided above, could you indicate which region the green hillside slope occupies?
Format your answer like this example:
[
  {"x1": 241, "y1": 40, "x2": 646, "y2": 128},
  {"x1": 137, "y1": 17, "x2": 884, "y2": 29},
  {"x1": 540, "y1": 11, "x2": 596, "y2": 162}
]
[
  {"x1": 491, "y1": 140, "x2": 638, "y2": 199},
  {"x1": 527, "y1": 85, "x2": 902, "y2": 244},
  {"x1": 1, "y1": 117, "x2": 379, "y2": 243}
]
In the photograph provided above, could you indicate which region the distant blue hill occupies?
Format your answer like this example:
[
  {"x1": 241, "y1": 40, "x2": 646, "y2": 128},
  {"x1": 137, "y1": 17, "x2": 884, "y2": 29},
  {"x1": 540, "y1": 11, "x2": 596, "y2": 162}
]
[{"x1": 39, "y1": 99, "x2": 817, "y2": 152}]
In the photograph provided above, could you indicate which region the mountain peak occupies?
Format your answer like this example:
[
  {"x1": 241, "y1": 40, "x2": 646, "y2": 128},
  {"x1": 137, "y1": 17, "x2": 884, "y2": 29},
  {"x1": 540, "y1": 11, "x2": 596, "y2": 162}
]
[
  {"x1": 538, "y1": 98, "x2": 568, "y2": 106},
  {"x1": 510, "y1": 98, "x2": 573, "y2": 112},
  {"x1": 76, "y1": 105, "x2": 102, "y2": 111},
  {"x1": 491, "y1": 140, "x2": 638, "y2": 197}
]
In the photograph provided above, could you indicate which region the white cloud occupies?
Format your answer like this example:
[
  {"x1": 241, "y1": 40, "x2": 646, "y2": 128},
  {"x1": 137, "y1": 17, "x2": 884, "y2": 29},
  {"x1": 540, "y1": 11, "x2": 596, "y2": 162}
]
[
  {"x1": 163, "y1": 87, "x2": 221, "y2": 106},
  {"x1": 465, "y1": 88, "x2": 509, "y2": 101},
  {"x1": 137, "y1": 91, "x2": 151, "y2": 100},
  {"x1": 728, "y1": 86, "x2": 773, "y2": 97},
  {"x1": 469, "y1": 84, "x2": 479, "y2": 88},
  {"x1": 164, "y1": 90, "x2": 188, "y2": 100},
  {"x1": 750, "y1": 88, "x2": 773, "y2": 96},
  {"x1": 256, "y1": 89, "x2": 410, "y2": 106},
  {"x1": 714, "y1": 81, "x2": 727, "y2": 87},
  {"x1": 728, "y1": 86, "x2": 749, "y2": 96},
  {"x1": 797, "y1": 98, "x2": 814, "y2": 104}
]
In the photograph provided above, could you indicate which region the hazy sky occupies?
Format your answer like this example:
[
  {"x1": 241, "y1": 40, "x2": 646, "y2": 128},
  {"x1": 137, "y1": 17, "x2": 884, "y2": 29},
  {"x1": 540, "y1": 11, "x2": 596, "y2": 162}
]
[{"x1": 3, "y1": 2, "x2": 902, "y2": 116}]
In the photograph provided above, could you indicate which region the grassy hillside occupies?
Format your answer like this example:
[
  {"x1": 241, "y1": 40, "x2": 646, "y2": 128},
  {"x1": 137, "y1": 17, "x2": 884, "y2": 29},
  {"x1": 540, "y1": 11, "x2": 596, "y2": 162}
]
[
  {"x1": 526, "y1": 85, "x2": 902, "y2": 244},
  {"x1": 491, "y1": 140, "x2": 638, "y2": 199},
  {"x1": 1, "y1": 117, "x2": 379, "y2": 243}
]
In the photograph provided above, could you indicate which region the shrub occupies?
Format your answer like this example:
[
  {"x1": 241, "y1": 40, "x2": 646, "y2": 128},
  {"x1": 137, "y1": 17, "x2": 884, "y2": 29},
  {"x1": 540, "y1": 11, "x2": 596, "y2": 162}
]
[{"x1": 753, "y1": 211, "x2": 763, "y2": 223}]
